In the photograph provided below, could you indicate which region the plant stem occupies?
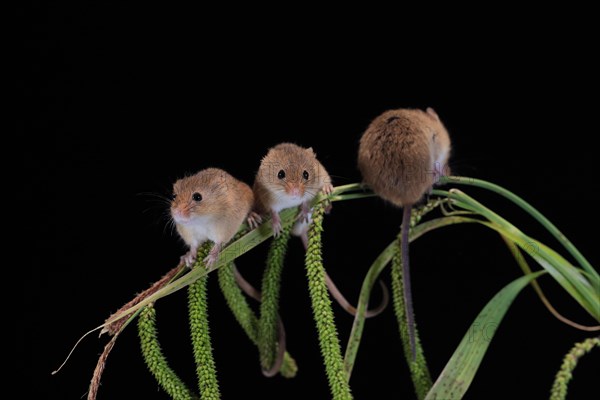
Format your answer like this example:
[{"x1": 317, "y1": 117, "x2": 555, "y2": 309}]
[
  {"x1": 138, "y1": 304, "x2": 197, "y2": 400},
  {"x1": 217, "y1": 263, "x2": 298, "y2": 377},
  {"x1": 391, "y1": 232, "x2": 432, "y2": 400},
  {"x1": 103, "y1": 263, "x2": 188, "y2": 336},
  {"x1": 259, "y1": 224, "x2": 292, "y2": 373},
  {"x1": 188, "y1": 243, "x2": 220, "y2": 399},
  {"x1": 344, "y1": 215, "x2": 478, "y2": 380},
  {"x1": 344, "y1": 242, "x2": 394, "y2": 379},
  {"x1": 305, "y1": 202, "x2": 353, "y2": 400},
  {"x1": 88, "y1": 332, "x2": 119, "y2": 400},
  {"x1": 101, "y1": 207, "x2": 300, "y2": 330}
]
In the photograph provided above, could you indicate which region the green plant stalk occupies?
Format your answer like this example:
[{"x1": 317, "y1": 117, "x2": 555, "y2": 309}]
[
  {"x1": 217, "y1": 263, "x2": 298, "y2": 378},
  {"x1": 344, "y1": 243, "x2": 394, "y2": 379},
  {"x1": 439, "y1": 176, "x2": 593, "y2": 276},
  {"x1": 138, "y1": 304, "x2": 198, "y2": 400},
  {"x1": 391, "y1": 232, "x2": 432, "y2": 400},
  {"x1": 100, "y1": 178, "x2": 596, "y2": 339},
  {"x1": 217, "y1": 263, "x2": 257, "y2": 343},
  {"x1": 329, "y1": 193, "x2": 378, "y2": 202},
  {"x1": 550, "y1": 336, "x2": 600, "y2": 400},
  {"x1": 344, "y1": 215, "x2": 478, "y2": 379},
  {"x1": 102, "y1": 207, "x2": 300, "y2": 330},
  {"x1": 188, "y1": 243, "x2": 220, "y2": 400},
  {"x1": 305, "y1": 202, "x2": 353, "y2": 400},
  {"x1": 439, "y1": 189, "x2": 599, "y2": 321},
  {"x1": 259, "y1": 224, "x2": 292, "y2": 372},
  {"x1": 101, "y1": 189, "x2": 378, "y2": 332},
  {"x1": 330, "y1": 183, "x2": 368, "y2": 195}
]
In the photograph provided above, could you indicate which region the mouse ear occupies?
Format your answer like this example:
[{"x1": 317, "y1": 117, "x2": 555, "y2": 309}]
[
  {"x1": 426, "y1": 107, "x2": 440, "y2": 120},
  {"x1": 306, "y1": 147, "x2": 316, "y2": 155}
]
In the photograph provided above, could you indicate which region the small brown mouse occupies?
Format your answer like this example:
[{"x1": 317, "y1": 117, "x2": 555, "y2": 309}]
[
  {"x1": 253, "y1": 142, "x2": 389, "y2": 318},
  {"x1": 252, "y1": 142, "x2": 334, "y2": 236},
  {"x1": 170, "y1": 168, "x2": 255, "y2": 268},
  {"x1": 357, "y1": 107, "x2": 451, "y2": 359}
]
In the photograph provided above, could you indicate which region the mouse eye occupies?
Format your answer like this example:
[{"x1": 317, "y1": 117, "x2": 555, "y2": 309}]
[
  {"x1": 192, "y1": 192, "x2": 202, "y2": 202},
  {"x1": 171, "y1": 193, "x2": 177, "y2": 201},
  {"x1": 277, "y1": 170, "x2": 286, "y2": 179},
  {"x1": 302, "y1": 170, "x2": 309, "y2": 180}
]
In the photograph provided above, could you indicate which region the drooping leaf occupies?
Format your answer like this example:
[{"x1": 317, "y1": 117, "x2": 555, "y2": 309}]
[{"x1": 426, "y1": 271, "x2": 544, "y2": 400}]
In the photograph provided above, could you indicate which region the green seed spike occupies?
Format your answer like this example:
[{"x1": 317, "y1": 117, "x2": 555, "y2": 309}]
[
  {"x1": 138, "y1": 304, "x2": 198, "y2": 400},
  {"x1": 305, "y1": 202, "x2": 353, "y2": 400},
  {"x1": 391, "y1": 232, "x2": 432, "y2": 400},
  {"x1": 188, "y1": 243, "x2": 221, "y2": 400},
  {"x1": 550, "y1": 336, "x2": 599, "y2": 400},
  {"x1": 259, "y1": 223, "x2": 292, "y2": 373},
  {"x1": 217, "y1": 262, "x2": 298, "y2": 378}
]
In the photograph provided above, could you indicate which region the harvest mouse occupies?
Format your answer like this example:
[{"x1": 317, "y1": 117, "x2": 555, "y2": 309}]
[
  {"x1": 252, "y1": 142, "x2": 334, "y2": 236},
  {"x1": 357, "y1": 107, "x2": 451, "y2": 359},
  {"x1": 170, "y1": 168, "x2": 256, "y2": 268},
  {"x1": 253, "y1": 142, "x2": 388, "y2": 317}
]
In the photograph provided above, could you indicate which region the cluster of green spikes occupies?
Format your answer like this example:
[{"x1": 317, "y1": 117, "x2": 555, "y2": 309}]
[{"x1": 80, "y1": 177, "x2": 597, "y2": 400}]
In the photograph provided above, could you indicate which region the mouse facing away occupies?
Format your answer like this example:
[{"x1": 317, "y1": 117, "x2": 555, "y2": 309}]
[
  {"x1": 357, "y1": 107, "x2": 452, "y2": 359},
  {"x1": 170, "y1": 168, "x2": 255, "y2": 268}
]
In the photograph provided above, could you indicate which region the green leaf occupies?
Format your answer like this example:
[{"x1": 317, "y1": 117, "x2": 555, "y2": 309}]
[
  {"x1": 439, "y1": 177, "x2": 595, "y2": 278},
  {"x1": 440, "y1": 189, "x2": 599, "y2": 322},
  {"x1": 425, "y1": 271, "x2": 545, "y2": 400}
]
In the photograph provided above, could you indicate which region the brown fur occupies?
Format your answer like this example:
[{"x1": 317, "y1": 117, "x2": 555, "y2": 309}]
[
  {"x1": 253, "y1": 142, "x2": 332, "y2": 215},
  {"x1": 357, "y1": 107, "x2": 452, "y2": 360},
  {"x1": 171, "y1": 168, "x2": 254, "y2": 266},
  {"x1": 357, "y1": 108, "x2": 451, "y2": 206}
]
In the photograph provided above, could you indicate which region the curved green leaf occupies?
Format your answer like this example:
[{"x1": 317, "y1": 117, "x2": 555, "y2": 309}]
[
  {"x1": 439, "y1": 189, "x2": 599, "y2": 321},
  {"x1": 439, "y1": 176, "x2": 593, "y2": 276},
  {"x1": 425, "y1": 271, "x2": 545, "y2": 400}
]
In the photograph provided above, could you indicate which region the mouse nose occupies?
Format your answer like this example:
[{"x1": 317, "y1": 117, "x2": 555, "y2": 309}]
[
  {"x1": 288, "y1": 186, "x2": 302, "y2": 197},
  {"x1": 172, "y1": 208, "x2": 189, "y2": 222}
]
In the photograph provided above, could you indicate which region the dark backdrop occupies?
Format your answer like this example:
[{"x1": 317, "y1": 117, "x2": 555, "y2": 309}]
[{"x1": 20, "y1": 4, "x2": 597, "y2": 400}]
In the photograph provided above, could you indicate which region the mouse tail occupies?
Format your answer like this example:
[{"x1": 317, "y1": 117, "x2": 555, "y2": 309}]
[{"x1": 402, "y1": 204, "x2": 417, "y2": 361}]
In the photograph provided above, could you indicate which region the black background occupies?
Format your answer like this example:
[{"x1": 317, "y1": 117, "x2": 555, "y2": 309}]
[{"x1": 20, "y1": 3, "x2": 598, "y2": 400}]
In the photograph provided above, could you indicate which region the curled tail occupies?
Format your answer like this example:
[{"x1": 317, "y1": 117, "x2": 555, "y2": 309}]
[{"x1": 299, "y1": 229, "x2": 389, "y2": 318}]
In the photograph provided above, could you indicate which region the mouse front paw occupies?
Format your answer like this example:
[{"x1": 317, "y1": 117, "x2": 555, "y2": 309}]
[
  {"x1": 300, "y1": 202, "x2": 312, "y2": 223},
  {"x1": 271, "y1": 211, "x2": 282, "y2": 237},
  {"x1": 322, "y1": 182, "x2": 334, "y2": 196},
  {"x1": 272, "y1": 221, "x2": 282, "y2": 237},
  {"x1": 181, "y1": 251, "x2": 197, "y2": 268},
  {"x1": 247, "y1": 211, "x2": 262, "y2": 229},
  {"x1": 203, "y1": 244, "x2": 222, "y2": 268},
  {"x1": 203, "y1": 254, "x2": 217, "y2": 268}
]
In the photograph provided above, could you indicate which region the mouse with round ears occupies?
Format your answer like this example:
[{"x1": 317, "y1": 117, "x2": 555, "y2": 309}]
[
  {"x1": 252, "y1": 142, "x2": 334, "y2": 236},
  {"x1": 357, "y1": 106, "x2": 452, "y2": 359},
  {"x1": 170, "y1": 167, "x2": 256, "y2": 268},
  {"x1": 252, "y1": 142, "x2": 389, "y2": 318}
]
